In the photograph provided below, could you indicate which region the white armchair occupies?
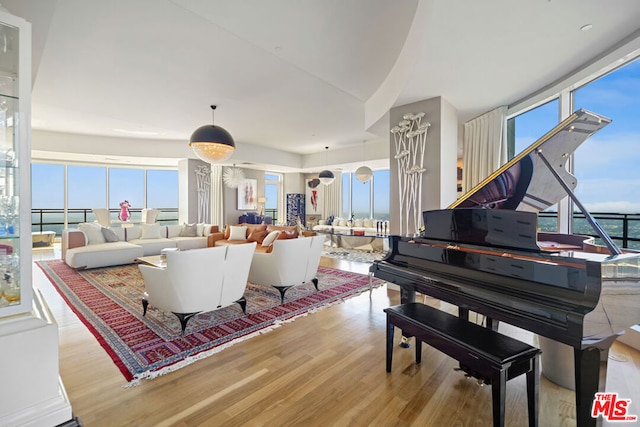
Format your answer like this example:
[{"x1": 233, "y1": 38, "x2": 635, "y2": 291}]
[
  {"x1": 248, "y1": 235, "x2": 325, "y2": 303},
  {"x1": 92, "y1": 208, "x2": 111, "y2": 227},
  {"x1": 141, "y1": 208, "x2": 160, "y2": 224},
  {"x1": 138, "y1": 242, "x2": 256, "y2": 335}
]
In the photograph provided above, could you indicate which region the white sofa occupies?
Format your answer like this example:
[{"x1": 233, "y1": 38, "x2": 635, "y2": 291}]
[
  {"x1": 62, "y1": 222, "x2": 218, "y2": 269},
  {"x1": 312, "y1": 217, "x2": 389, "y2": 234}
]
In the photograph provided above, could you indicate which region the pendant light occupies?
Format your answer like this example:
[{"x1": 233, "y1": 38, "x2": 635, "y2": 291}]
[
  {"x1": 355, "y1": 140, "x2": 373, "y2": 183},
  {"x1": 189, "y1": 105, "x2": 236, "y2": 163},
  {"x1": 319, "y1": 146, "x2": 335, "y2": 185}
]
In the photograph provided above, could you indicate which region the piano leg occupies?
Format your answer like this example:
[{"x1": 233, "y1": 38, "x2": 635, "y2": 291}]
[
  {"x1": 573, "y1": 336, "x2": 617, "y2": 427},
  {"x1": 399, "y1": 287, "x2": 417, "y2": 348}
]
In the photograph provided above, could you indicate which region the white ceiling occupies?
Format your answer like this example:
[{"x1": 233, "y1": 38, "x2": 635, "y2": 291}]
[{"x1": 3, "y1": 0, "x2": 640, "y2": 169}]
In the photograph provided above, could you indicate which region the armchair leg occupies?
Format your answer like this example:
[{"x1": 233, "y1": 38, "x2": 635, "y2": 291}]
[
  {"x1": 172, "y1": 312, "x2": 200, "y2": 336},
  {"x1": 312, "y1": 277, "x2": 319, "y2": 291},
  {"x1": 236, "y1": 297, "x2": 247, "y2": 314},
  {"x1": 142, "y1": 298, "x2": 149, "y2": 316},
  {"x1": 275, "y1": 286, "x2": 293, "y2": 304}
]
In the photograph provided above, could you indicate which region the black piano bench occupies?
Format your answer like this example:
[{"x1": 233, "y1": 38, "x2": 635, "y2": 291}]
[{"x1": 384, "y1": 303, "x2": 541, "y2": 427}]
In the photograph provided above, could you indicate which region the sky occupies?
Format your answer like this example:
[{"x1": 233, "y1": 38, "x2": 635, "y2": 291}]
[{"x1": 514, "y1": 58, "x2": 640, "y2": 213}]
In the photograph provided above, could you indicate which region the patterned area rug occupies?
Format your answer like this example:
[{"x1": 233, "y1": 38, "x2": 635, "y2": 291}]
[{"x1": 37, "y1": 260, "x2": 384, "y2": 385}]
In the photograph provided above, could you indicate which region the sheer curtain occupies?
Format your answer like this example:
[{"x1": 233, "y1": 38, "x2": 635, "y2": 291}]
[
  {"x1": 462, "y1": 106, "x2": 508, "y2": 193},
  {"x1": 323, "y1": 171, "x2": 342, "y2": 219},
  {"x1": 210, "y1": 165, "x2": 224, "y2": 227}
]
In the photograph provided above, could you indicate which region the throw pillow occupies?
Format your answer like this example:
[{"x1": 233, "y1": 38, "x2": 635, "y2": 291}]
[
  {"x1": 228, "y1": 225, "x2": 248, "y2": 241},
  {"x1": 141, "y1": 224, "x2": 162, "y2": 239},
  {"x1": 78, "y1": 222, "x2": 106, "y2": 245},
  {"x1": 179, "y1": 223, "x2": 197, "y2": 237},
  {"x1": 261, "y1": 230, "x2": 280, "y2": 247},
  {"x1": 101, "y1": 227, "x2": 119, "y2": 242},
  {"x1": 167, "y1": 224, "x2": 182, "y2": 238}
]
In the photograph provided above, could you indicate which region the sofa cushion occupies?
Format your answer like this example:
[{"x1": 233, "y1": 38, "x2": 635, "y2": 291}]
[
  {"x1": 196, "y1": 223, "x2": 213, "y2": 237},
  {"x1": 79, "y1": 222, "x2": 106, "y2": 245},
  {"x1": 262, "y1": 230, "x2": 280, "y2": 247},
  {"x1": 180, "y1": 223, "x2": 198, "y2": 237},
  {"x1": 101, "y1": 227, "x2": 119, "y2": 242},
  {"x1": 167, "y1": 224, "x2": 182, "y2": 238},
  {"x1": 65, "y1": 241, "x2": 144, "y2": 269},
  {"x1": 141, "y1": 224, "x2": 163, "y2": 239},
  {"x1": 170, "y1": 236, "x2": 208, "y2": 251},
  {"x1": 228, "y1": 225, "x2": 248, "y2": 241},
  {"x1": 248, "y1": 230, "x2": 268, "y2": 244},
  {"x1": 125, "y1": 226, "x2": 142, "y2": 241},
  {"x1": 128, "y1": 238, "x2": 177, "y2": 256}
]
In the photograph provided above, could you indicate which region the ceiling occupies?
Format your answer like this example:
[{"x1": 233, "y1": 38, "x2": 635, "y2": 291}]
[{"x1": 3, "y1": 0, "x2": 640, "y2": 169}]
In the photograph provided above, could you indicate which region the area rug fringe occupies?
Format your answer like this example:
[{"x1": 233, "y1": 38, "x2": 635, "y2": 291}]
[{"x1": 125, "y1": 291, "x2": 367, "y2": 387}]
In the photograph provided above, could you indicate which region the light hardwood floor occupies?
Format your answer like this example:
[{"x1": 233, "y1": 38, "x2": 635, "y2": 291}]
[{"x1": 32, "y1": 245, "x2": 640, "y2": 427}]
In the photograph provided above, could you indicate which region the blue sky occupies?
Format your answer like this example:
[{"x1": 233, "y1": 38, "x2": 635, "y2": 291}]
[{"x1": 514, "y1": 58, "x2": 640, "y2": 213}]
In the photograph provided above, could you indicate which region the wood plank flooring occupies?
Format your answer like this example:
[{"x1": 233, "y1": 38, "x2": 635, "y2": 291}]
[{"x1": 31, "y1": 245, "x2": 640, "y2": 427}]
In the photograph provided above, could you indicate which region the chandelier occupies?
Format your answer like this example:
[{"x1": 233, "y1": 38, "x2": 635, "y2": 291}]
[{"x1": 189, "y1": 105, "x2": 235, "y2": 163}]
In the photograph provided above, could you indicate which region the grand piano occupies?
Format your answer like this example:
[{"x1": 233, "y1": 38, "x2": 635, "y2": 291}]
[{"x1": 370, "y1": 109, "x2": 640, "y2": 427}]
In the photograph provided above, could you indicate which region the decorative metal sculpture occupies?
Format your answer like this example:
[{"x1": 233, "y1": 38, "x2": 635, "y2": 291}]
[
  {"x1": 195, "y1": 165, "x2": 211, "y2": 223},
  {"x1": 391, "y1": 112, "x2": 430, "y2": 236}
]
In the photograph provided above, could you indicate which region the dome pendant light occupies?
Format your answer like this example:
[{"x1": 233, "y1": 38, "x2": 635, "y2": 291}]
[
  {"x1": 355, "y1": 140, "x2": 373, "y2": 183},
  {"x1": 319, "y1": 146, "x2": 335, "y2": 185},
  {"x1": 189, "y1": 105, "x2": 236, "y2": 163}
]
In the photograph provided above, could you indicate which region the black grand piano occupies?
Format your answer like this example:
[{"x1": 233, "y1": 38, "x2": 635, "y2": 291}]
[{"x1": 370, "y1": 109, "x2": 640, "y2": 427}]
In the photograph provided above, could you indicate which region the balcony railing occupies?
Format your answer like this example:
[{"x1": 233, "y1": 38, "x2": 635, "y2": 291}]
[
  {"x1": 537, "y1": 211, "x2": 640, "y2": 250},
  {"x1": 31, "y1": 208, "x2": 179, "y2": 236},
  {"x1": 30, "y1": 208, "x2": 640, "y2": 249}
]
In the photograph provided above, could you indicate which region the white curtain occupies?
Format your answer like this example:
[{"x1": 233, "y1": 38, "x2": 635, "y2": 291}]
[
  {"x1": 323, "y1": 171, "x2": 342, "y2": 219},
  {"x1": 210, "y1": 165, "x2": 224, "y2": 227},
  {"x1": 462, "y1": 106, "x2": 508, "y2": 193}
]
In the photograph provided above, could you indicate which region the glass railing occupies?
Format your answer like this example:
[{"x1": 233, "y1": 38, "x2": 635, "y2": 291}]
[
  {"x1": 31, "y1": 208, "x2": 179, "y2": 237},
  {"x1": 30, "y1": 208, "x2": 640, "y2": 249},
  {"x1": 538, "y1": 211, "x2": 640, "y2": 250}
]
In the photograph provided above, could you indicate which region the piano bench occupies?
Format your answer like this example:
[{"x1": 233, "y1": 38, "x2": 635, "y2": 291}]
[{"x1": 384, "y1": 303, "x2": 541, "y2": 427}]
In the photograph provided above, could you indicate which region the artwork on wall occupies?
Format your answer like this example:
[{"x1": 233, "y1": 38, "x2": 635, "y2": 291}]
[
  {"x1": 305, "y1": 178, "x2": 323, "y2": 216},
  {"x1": 391, "y1": 111, "x2": 430, "y2": 236},
  {"x1": 238, "y1": 178, "x2": 258, "y2": 210}
]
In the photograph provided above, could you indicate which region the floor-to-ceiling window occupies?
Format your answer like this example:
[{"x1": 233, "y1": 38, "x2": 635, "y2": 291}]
[
  {"x1": 32, "y1": 162, "x2": 179, "y2": 234},
  {"x1": 572, "y1": 58, "x2": 640, "y2": 249},
  {"x1": 507, "y1": 99, "x2": 560, "y2": 232},
  {"x1": 67, "y1": 165, "x2": 107, "y2": 225},
  {"x1": 31, "y1": 163, "x2": 65, "y2": 234},
  {"x1": 109, "y1": 168, "x2": 144, "y2": 222},
  {"x1": 264, "y1": 173, "x2": 282, "y2": 222},
  {"x1": 507, "y1": 56, "x2": 640, "y2": 248},
  {"x1": 147, "y1": 169, "x2": 179, "y2": 223},
  {"x1": 341, "y1": 169, "x2": 389, "y2": 220},
  {"x1": 372, "y1": 170, "x2": 390, "y2": 221}
]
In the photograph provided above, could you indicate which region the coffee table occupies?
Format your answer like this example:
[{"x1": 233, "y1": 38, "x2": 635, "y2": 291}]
[{"x1": 135, "y1": 255, "x2": 166, "y2": 268}]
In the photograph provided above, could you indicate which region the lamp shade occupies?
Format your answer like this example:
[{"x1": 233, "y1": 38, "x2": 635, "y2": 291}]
[
  {"x1": 319, "y1": 169, "x2": 335, "y2": 185},
  {"x1": 189, "y1": 105, "x2": 236, "y2": 163},
  {"x1": 355, "y1": 165, "x2": 373, "y2": 183}
]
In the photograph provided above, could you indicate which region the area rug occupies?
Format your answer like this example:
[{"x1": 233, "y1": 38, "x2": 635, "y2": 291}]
[{"x1": 37, "y1": 260, "x2": 384, "y2": 386}]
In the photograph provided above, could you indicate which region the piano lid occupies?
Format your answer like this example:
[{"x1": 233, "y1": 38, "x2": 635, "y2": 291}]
[{"x1": 450, "y1": 109, "x2": 611, "y2": 212}]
